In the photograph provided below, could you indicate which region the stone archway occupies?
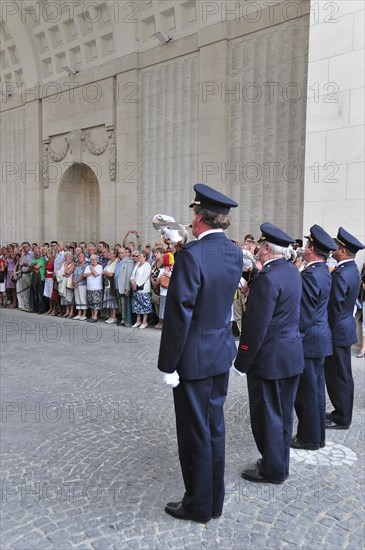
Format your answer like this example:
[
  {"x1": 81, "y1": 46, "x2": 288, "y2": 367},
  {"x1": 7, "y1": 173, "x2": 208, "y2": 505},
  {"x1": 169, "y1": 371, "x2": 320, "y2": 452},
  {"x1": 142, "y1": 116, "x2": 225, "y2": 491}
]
[{"x1": 57, "y1": 164, "x2": 100, "y2": 243}]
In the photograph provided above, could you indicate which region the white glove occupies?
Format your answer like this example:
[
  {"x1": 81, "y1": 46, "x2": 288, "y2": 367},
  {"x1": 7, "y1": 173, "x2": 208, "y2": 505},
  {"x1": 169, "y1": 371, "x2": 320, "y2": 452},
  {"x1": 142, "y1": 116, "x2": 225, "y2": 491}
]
[
  {"x1": 232, "y1": 366, "x2": 246, "y2": 377},
  {"x1": 163, "y1": 371, "x2": 180, "y2": 388}
]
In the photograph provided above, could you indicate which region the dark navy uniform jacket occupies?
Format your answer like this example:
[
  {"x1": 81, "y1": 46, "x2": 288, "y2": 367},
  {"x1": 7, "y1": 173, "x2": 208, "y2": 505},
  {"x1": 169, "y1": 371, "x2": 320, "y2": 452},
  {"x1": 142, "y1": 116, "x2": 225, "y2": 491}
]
[
  {"x1": 235, "y1": 257, "x2": 304, "y2": 380},
  {"x1": 158, "y1": 232, "x2": 243, "y2": 380},
  {"x1": 300, "y1": 262, "x2": 332, "y2": 358},
  {"x1": 328, "y1": 260, "x2": 360, "y2": 347}
]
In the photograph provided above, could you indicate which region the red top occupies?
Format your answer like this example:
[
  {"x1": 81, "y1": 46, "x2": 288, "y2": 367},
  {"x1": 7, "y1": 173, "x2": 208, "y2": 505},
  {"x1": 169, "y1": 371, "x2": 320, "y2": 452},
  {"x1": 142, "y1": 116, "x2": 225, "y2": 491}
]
[{"x1": 45, "y1": 260, "x2": 54, "y2": 278}]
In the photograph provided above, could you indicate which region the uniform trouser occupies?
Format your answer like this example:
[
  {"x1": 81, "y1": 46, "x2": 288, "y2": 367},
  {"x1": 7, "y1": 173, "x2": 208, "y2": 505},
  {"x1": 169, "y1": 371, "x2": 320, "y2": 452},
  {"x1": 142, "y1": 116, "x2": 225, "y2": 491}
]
[
  {"x1": 30, "y1": 280, "x2": 45, "y2": 313},
  {"x1": 173, "y1": 372, "x2": 229, "y2": 521},
  {"x1": 17, "y1": 273, "x2": 31, "y2": 308},
  {"x1": 247, "y1": 375, "x2": 300, "y2": 481},
  {"x1": 294, "y1": 357, "x2": 325, "y2": 444},
  {"x1": 117, "y1": 293, "x2": 132, "y2": 325},
  {"x1": 324, "y1": 345, "x2": 353, "y2": 426}
]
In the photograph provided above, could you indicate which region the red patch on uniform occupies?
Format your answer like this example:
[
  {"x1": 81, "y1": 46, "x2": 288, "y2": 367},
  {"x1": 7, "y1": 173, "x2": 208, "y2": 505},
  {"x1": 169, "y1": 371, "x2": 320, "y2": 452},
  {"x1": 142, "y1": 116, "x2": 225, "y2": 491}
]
[{"x1": 240, "y1": 345, "x2": 248, "y2": 350}]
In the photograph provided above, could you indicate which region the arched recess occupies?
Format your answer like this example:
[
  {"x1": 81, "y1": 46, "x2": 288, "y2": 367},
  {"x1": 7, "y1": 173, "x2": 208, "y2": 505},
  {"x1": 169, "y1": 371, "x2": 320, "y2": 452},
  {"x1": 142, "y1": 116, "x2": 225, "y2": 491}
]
[{"x1": 57, "y1": 163, "x2": 100, "y2": 243}]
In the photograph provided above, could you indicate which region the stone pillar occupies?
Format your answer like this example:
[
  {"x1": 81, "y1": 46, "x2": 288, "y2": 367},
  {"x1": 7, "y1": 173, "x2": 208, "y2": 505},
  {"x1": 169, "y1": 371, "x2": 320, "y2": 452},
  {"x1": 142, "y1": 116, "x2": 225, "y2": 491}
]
[
  {"x1": 303, "y1": 0, "x2": 365, "y2": 266},
  {"x1": 197, "y1": 40, "x2": 228, "y2": 195},
  {"x1": 116, "y1": 69, "x2": 139, "y2": 243},
  {"x1": 24, "y1": 99, "x2": 43, "y2": 242}
]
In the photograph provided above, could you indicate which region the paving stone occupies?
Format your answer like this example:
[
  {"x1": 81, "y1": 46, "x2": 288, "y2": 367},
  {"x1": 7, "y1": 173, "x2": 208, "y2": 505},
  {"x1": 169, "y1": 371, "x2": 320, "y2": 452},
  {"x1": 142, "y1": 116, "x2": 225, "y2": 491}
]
[{"x1": 1, "y1": 309, "x2": 364, "y2": 549}]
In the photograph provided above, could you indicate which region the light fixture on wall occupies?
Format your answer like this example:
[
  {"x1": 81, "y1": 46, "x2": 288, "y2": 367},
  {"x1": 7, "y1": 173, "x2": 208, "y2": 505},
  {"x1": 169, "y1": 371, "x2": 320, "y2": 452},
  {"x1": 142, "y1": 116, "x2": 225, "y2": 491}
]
[
  {"x1": 62, "y1": 66, "x2": 80, "y2": 76},
  {"x1": 152, "y1": 32, "x2": 173, "y2": 44}
]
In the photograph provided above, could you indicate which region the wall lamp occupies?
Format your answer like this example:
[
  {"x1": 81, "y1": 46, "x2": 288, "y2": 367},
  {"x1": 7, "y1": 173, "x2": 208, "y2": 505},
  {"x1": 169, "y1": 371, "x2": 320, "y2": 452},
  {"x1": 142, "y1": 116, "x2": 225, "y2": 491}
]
[
  {"x1": 62, "y1": 66, "x2": 80, "y2": 76},
  {"x1": 152, "y1": 32, "x2": 173, "y2": 44}
]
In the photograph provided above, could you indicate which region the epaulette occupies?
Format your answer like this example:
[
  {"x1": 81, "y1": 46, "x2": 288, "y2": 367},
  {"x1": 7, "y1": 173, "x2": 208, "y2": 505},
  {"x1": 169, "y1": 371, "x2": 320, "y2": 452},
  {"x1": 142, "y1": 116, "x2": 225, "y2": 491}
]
[{"x1": 183, "y1": 240, "x2": 199, "y2": 249}]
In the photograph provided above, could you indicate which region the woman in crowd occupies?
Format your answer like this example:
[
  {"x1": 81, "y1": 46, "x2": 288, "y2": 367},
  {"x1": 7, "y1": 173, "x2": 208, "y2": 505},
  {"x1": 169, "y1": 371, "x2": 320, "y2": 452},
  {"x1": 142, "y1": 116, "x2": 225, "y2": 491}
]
[
  {"x1": 0, "y1": 250, "x2": 6, "y2": 307},
  {"x1": 44, "y1": 248, "x2": 56, "y2": 315},
  {"x1": 84, "y1": 254, "x2": 103, "y2": 322},
  {"x1": 73, "y1": 251, "x2": 88, "y2": 320},
  {"x1": 156, "y1": 252, "x2": 174, "y2": 329},
  {"x1": 150, "y1": 247, "x2": 165, "y2": 328},
  {"x1": 103, "y1": 248, "x2": 118, "y2": 323},
  {"x1": 59, "y1": 250, "x2": 75, "y2": 318},
  {"x1": 130, "y1": 250, "x2": 152, "y2": 329},
  {"x1": 5, "y1": 247, "x2": 17, "y2": 308}
]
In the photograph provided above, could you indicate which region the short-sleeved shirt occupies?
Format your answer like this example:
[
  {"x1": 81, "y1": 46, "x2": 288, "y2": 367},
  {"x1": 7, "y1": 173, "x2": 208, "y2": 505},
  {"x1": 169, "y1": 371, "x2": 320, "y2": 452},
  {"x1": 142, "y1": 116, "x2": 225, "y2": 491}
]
[{"x1": 84, "y1": 264, "x2": 103, "y2": 290}]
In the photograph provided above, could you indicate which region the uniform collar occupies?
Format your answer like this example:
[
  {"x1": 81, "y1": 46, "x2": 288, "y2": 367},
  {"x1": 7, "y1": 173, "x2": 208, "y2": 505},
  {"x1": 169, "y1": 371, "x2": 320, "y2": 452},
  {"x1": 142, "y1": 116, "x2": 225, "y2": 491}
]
[
  {"x1": 305, "y1": 260, "x2": 326, "y2": 268},
  {"x1": 198, "y1": 229, "x2": 224, "y2": 240},
  {"x1": 336, "y1": 259, "x2": 354, "y2": 267},
  {"x1": 263, "y1": 257, "x2": 283, "y2": 267}
]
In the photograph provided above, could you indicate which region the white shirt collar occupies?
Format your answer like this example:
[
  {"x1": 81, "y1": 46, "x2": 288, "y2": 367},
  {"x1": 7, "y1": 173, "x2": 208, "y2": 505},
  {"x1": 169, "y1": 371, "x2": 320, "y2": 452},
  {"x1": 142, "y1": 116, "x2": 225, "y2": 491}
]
[
  {"x1": 336, "y1": 259, "x2": 354, "y2": 267},
  {"x1": 198, "y1": 229, "x2": 223, "y2": 240},
  {"x1": 305, "y1": 260, "x2": 325, "y2": 268},
  {"x1": 263, "y1": 257, "x2": 282, "y2": 266}
]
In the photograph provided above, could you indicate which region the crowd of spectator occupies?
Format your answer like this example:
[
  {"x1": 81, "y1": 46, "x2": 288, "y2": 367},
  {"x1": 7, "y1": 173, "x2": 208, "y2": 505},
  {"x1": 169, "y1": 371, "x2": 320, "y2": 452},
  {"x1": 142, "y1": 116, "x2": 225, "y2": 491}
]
[
  {"x1": 0, "y1": 229, "x2": 176, "y2": 328},
  {"x1": 0, "y1": 229, "x2": 346, "y2": 332}
]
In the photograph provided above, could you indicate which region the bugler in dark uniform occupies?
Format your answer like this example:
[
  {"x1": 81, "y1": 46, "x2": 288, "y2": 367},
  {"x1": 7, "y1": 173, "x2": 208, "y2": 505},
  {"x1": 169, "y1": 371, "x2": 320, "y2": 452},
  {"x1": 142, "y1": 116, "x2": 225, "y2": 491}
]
[
  {"x1": 158, "y1": 184, "x2": 243, "y2": 522},
  {"x1": 324, "y1": 227, "x2": 365, "y2": 429},
  {"x1": 292, "y1": 225, "x2": 336, "y2": 450},
  {"x1": 234, "y1": 222, "x2": 304, "y2": 484}
]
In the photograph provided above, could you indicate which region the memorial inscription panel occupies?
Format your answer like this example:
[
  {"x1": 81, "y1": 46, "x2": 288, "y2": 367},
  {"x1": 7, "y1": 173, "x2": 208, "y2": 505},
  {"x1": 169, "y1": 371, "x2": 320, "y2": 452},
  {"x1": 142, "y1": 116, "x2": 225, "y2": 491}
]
[
  {"x1": 139, "y1": 54, "x2": 199, "y2": 242},
  {"x1": 0, "y1": 107, "x2": 26, "y2": 242},
  {"x1": 228, "y1": 17, "x2": 309, "y2": 240}
]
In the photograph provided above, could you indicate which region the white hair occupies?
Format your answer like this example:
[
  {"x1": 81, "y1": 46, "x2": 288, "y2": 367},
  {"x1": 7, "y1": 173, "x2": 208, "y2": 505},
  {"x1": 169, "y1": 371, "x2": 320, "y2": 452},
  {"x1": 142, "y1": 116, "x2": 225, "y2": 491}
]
[{"x1": 265, "y1": 241, "x2": 290, "y2": 258}]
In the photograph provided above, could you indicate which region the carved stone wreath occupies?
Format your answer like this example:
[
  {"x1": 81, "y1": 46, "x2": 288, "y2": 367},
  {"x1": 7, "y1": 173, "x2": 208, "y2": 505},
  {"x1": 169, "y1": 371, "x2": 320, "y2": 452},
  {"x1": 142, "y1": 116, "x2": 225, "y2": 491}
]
[
  {"x1": 43, "y1": 125, "x2": 116, "y2": 188},
  {"x1": 82, "y1": 131, "x2": 109, "y2": 156}
]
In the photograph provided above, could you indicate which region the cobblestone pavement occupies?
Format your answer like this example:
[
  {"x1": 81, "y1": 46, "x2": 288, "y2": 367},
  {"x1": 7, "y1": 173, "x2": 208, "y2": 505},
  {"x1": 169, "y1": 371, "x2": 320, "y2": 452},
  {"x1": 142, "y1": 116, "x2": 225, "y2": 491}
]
[{"x1": 1, "y1": 309, "x2": 364, "y2": 550}]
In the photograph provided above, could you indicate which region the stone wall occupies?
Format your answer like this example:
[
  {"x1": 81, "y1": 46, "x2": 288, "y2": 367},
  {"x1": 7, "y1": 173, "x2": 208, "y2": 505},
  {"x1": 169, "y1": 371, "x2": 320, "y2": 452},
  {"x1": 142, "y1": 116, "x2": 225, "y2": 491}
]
[
  {"x1": 0, "y1": 106, "x2": 26, "y2": 243},
  {"x1": 303, "y1": 0, "x2": 365, "y2": 266},
  {"x1": 8, "y1": 1, "x2": 363, "y2": 249}
]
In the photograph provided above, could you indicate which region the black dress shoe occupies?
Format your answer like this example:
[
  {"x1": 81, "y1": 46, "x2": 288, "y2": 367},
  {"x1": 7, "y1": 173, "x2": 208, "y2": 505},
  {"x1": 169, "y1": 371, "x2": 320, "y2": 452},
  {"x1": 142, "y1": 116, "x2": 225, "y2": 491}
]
[
  {"x1": 165, "y1": 501, "x2": 210, "y2": 523},
  {"x1": 325, "y1": 419, "x2": 350, "y2": 430},
  {"x1": 325, "y1": 412, "x2": 334, "y2": 420},
  {"x1": 291, "y1": 436, "x2": 320, "y2": 451},
  {"x1": 241, "y1": 468, "x2": 284, "y2": 484},
  {"x1": 256, "y1": 458, "x2": 289, "y2": 479}
]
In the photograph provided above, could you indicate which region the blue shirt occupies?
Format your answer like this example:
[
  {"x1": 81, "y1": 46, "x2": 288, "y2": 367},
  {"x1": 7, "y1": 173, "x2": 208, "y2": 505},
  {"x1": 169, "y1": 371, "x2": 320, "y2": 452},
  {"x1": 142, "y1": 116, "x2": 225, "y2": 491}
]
[{"x1": 114, "y1": 259, "x2": 124, "y2": 290}]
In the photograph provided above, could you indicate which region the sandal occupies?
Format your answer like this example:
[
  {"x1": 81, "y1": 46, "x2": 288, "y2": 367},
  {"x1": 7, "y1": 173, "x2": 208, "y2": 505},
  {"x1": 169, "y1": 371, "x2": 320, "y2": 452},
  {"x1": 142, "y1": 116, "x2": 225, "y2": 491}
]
[{"x1": 355, "y1": 350, "x2": 365, "y2": 358}]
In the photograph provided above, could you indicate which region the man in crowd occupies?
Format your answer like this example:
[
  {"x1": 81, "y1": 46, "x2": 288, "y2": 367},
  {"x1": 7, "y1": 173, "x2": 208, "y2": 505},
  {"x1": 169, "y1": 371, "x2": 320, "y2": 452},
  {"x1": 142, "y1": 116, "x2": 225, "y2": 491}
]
[
  {"x1": 158, "y1": 183, "x2": 242, "y2": 523},
  {"x1": 123, "y1": 229, "x2": 142, "y2": 252},
  {"x1": 86, "y1": 243, "x2": 97, "y2": 261},
  {"x1": 292, "y1": 225, "x2": 336, "y2": 450},
  {"x1": 116, "y1": 247, "x2": 134, "y2": 327},
  {"x1": 233, "y1": 234, "x2": 257, "y2": 336},
  {"x1": 324, "y1": 227, "x2": 365, "y2": 430},
  {"x1": 17, "y1": 242, "x2": 34, "y2": 311},
  {"x1": 29, "y1": 246, "x2": 46, "y2": 314},
  {"x1": 54, "y1": 241, "x2": 66, "y2": 272},
  {"x1": 99, "y1": 243, "x2": 110, "y2": 269},
  {"x1": 234, "y1": 223, "x2": 304, "y2": 484}
]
